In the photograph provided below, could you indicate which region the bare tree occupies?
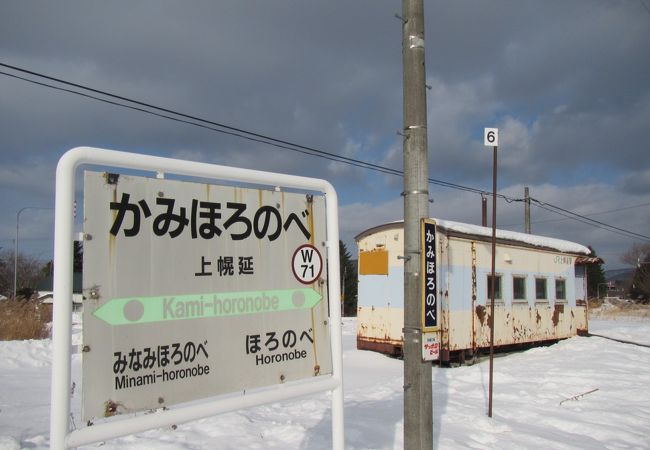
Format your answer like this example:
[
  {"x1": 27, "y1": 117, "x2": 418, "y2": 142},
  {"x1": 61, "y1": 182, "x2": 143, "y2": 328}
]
[
  {"x1": 0, "y1": 249, "x2": 48, "y2": 299},
  {"x1": 620, "y1": 243, "x2": 650, "y2": 266},
  {"x1": 621, "y1": 243, "x2": 650, "y2": 302}
]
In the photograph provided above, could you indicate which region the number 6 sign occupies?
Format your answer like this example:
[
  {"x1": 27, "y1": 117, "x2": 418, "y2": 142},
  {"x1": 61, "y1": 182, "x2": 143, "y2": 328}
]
[{"x1": 484, "y1": 128, "x2": 499, "y2": 147}]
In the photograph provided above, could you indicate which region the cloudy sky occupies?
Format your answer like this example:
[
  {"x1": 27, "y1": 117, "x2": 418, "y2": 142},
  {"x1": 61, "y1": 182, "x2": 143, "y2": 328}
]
[{"x1": 1, "y1": 0, "x2": 648, "y2": 270}]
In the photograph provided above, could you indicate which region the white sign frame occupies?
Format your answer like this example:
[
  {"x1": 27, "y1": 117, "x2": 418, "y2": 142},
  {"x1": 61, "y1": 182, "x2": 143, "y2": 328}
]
[{"x1": 51, "y1": 147, "x2": 344, "y2": 449}]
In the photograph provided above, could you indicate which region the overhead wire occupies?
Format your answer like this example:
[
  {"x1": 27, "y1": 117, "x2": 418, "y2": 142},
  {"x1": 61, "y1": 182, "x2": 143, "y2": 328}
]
[
  {"x1": 530, "y1": 198, "x2": 650, "y2": 242},
  {"x1": 0, "y1": 62, "x2": 519, "y2": 201},
  {"x1": 0, "y1": 62, "x2": 646, "y2": 241},
  {"x1": 500, "y1": 201, "x2": 650, "y2": 228},
  {"x1": 0, "y1": 69, "x2": 404, "y2": 177}
]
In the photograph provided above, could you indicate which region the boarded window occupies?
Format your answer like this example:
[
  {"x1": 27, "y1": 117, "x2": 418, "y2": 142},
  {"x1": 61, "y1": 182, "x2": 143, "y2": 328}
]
[
  {"x1": 358, "y1": 250, "x2": 389, "y2": 275},
  {"x1": 513, "y1": 276, "x2": 526, "y2": 301},
  {"x1": 535, "y1": 278, "x2": 547, "y2": 301}
]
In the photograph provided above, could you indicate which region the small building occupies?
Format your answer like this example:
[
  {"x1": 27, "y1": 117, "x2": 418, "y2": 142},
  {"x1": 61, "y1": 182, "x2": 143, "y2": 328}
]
[
  {"x1": 37, "y1": 272, "x2": 84, "y2": 312},
  {"x1": 356, "y1": 219, "x2": 599, "y2": 362}
]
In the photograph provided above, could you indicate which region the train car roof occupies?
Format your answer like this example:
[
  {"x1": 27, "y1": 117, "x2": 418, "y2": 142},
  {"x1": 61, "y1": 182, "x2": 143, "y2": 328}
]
[{"x1": 354, "y1": 219, "x2": 592, "y2": 256}]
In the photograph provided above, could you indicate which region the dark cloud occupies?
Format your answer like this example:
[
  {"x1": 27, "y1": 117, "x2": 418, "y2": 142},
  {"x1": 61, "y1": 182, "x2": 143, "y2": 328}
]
[
  {"x1": 620, "y1": 169, "x2": 650, "y2": 195},
  {"x1": 0, "y1": 0, "x2": 648, "y2": 269}
]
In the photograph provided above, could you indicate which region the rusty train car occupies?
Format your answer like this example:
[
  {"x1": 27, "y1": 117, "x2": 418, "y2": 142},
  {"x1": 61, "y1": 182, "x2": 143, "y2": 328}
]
[{"x1": 355, "y1": 219, "x2": 599, "y2": 362}]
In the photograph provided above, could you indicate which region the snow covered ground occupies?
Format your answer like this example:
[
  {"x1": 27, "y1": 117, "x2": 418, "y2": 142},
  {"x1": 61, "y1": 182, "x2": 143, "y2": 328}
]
[{"x1": 1, "y1": 314, "x2": 649, "y2": 449}]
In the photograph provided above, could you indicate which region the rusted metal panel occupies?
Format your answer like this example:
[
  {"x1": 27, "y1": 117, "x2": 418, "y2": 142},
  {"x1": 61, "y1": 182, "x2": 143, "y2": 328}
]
[
  {"x1": 471, "y1": 241, "x2": 477, "y2": 353},
  {"x1": 469, "y1": 303, "x2": 587, "y2": 349},
  {"x1": 356, "y1": 306, "x2": 404, "y2": 346},
  {"x1": 358, "y1": 249, "x2": 389, "y2": 275},
  {"x1": 356, "y1": 336, "x2": 403, "y2": 357}
]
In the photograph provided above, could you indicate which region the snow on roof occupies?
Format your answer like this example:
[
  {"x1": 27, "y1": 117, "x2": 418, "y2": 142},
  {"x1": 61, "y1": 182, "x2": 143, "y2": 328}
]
[
  {"x1": 434, "y1": 219, "x2": 591, "y2": 255},
  {"x1": 355, "y1": 218, "x2": 591, "y2": 255}
]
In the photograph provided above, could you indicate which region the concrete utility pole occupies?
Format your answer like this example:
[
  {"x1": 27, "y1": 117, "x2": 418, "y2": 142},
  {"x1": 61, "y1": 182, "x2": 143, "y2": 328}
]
[
  {"x1": 524, "y1": 187, "x2": 531, "y2": 234},
  {"x1": 401, "y1": 0, "x2": 433, "y2": 448}
]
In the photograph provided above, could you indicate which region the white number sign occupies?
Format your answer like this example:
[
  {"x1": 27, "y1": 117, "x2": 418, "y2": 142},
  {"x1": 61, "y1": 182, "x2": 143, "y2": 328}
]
[{"x1": 484, "y1": 128, "x2": 499, "y2": 147}]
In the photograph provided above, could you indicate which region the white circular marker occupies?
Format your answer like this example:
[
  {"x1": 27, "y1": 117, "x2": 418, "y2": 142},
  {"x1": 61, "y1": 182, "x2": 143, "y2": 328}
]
[{"x1": 292, "y1": 244, "x2": 323, "y2": 284}]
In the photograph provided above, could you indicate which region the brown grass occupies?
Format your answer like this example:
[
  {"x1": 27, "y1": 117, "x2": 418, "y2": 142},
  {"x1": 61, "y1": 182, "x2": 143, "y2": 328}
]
[{"x1": 0, "y1": 299, "x2": 52, "y2": 340}]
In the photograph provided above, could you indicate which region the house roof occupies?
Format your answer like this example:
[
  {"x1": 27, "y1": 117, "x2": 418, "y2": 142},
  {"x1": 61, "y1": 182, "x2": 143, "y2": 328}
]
[
  {"x1": 355, "y1": 218, "x2": 592, "y2": 256},
  {"x1": 37, "y1": 272, "x2": 83, "y2": 293}
]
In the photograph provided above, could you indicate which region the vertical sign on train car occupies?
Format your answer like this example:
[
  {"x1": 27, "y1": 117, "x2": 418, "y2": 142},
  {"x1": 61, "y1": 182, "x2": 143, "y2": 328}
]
[
  {"x1": 421, "y1": 219, "x2": 439, "y2": 331},
  {"x1": 82, "y1": 171, "x2": 332, "y2": 420}
]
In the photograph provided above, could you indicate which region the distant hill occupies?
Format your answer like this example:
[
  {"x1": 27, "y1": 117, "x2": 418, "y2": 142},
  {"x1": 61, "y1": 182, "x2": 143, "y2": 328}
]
[{"x1": 605, "y1": 268, "x2": 635, "y2": 283}]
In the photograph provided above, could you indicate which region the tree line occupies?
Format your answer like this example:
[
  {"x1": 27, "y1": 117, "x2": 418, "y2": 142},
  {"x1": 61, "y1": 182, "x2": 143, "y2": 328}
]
[{"x1": 4, "y1": 239, "x2": 644, "y2": 305}]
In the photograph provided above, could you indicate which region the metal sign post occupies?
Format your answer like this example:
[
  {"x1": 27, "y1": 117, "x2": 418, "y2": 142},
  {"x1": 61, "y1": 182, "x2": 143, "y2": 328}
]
[
  {"x1": 484, "y1": 128, "x2": 498, "y2": 418},
  {"x1": 51, "y1": 147, "x2": 344, "y2": 449}
]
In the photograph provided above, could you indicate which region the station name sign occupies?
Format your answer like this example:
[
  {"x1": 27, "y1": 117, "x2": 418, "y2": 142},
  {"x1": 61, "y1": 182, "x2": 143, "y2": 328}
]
[
  {"x1": 82, "y1": 171, "x2": 332, "y2": 420},
  {"x1": 421, "y1": 219, "x2": 439, "y2": 331}
]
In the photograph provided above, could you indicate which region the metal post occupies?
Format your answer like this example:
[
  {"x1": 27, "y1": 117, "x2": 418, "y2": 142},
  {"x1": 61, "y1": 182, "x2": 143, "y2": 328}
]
[
  {"x1": 524, "y1": 187, "x2": 531, "y2": 234},
  {"x1": 402, "y1": 0, "x2": 433, "y2": 448},
  {"x1": 13, "y1": 211, "x2": 19, "y2": 299},
  {"x1": 341, "y1": 266, "x2": 346, "y2": 317},
  {"x1": 481, "y1": 193, "x2": 488, "y2": 227},
  {"x1": 488, "y1": 146, "x2": 497, "y2": 417},
  {"x1": 598, "y1": 282, "x2": 610, "y2": 300}
]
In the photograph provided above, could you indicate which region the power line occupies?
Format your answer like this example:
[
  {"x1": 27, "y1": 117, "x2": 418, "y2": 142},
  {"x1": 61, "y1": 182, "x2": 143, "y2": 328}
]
[
  {"x1": 0, "y1": 63, "x2": 501, "y2": 198},
  {"x1": 0, "y1": 70, "x2": 402, "y2": 177},
  {"x1": 501, "y1": 201, "x2": 650, "y2": 228},
  {"x1": 0, "y1": 62, "x2": 520, "y2": 200},
  {"x1": 530, "y1": 198, "x2": 650, "y2": 242},
  {"x1": 1, "y1": 62, "x2": 646, "y2": 242}
]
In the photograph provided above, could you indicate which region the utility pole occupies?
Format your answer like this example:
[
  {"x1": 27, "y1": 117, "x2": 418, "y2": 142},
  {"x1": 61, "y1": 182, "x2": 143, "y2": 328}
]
[
  {"x1": 524, "y1": 187, "x2": 531, "y2": 234},
  {"x1": 401, "y1": 0, "x2": 433, "y2": 448},
  {"x1": 482, "y1": 193, "x2": 488, "y2": 227}
]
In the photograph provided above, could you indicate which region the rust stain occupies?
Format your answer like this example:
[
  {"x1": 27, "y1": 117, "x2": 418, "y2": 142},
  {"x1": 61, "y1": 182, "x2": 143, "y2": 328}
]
[
  {"x1": 356, "y1": 336, "x2": 403, "y2": 356},
  {"x1": 536, "y1": 310, "x2": 542, "y2": 324},
  {"x1": 104, "y1": 400, "x2": 124, "y2": 417},
  {"x1": 552, "y1": 304, "x2": 564, "y2": 327},
  {"x1": 475, "y1": 305, "x2": 487, "y2": 325},
  {"x1": 108, "y1": 185, "x2": 118, "y2": 263},
  {"x1": 471, "y1": 241, "x2": 478, "y2": 352},
  {"x1": 305, "y1": 194, "x2": 315, "y2": 246}
]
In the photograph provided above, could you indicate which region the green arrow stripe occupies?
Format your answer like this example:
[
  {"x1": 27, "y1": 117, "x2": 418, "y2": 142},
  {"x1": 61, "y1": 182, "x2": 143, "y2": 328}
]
[{"x1": 93, "y1": 288, "x2": 322, "y2": 326}]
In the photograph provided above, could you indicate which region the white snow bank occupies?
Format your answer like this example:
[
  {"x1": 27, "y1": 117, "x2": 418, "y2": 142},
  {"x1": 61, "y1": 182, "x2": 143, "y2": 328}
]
[
  {"x1": 1, "y1": 317, "x2": 649, "y2": 449},
  {"x1": 0, "y1": 339, "x2": 52, "y2": 369}
]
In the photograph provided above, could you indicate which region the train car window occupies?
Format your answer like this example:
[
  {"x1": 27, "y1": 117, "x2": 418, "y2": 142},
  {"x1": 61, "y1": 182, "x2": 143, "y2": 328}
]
[
  {"x1": 535, "y1": 278, "x2": 547, "y2": 301},
  {"x1": 487, "y1": 274, "x2": 502, "y2": 301},
  {"x1": 555, "y1": 279, "x2": 567, "y2": 301},
  {"x1": 513, "y1": 276, "x2": 527, "y2": 301}
]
